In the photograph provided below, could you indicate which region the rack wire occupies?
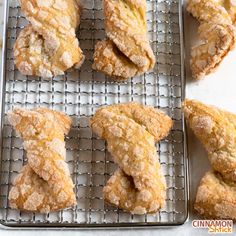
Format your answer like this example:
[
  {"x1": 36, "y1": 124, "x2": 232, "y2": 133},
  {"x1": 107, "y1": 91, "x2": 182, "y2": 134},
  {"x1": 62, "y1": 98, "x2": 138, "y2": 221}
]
[{"x1": 0, "y1": 0, "x2": 188, "y2": 228}]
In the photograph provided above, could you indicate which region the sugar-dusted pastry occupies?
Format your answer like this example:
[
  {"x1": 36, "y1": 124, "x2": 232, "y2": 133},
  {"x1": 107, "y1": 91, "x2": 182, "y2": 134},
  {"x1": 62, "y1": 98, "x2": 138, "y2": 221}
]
[
  {"x1": 217, "y1": 0, "x2": 236, "y2": 24},
  {"x1": 93, "y1": 40, "x2": 139, "y2": 80},
  {"x1": 93, "y1": 0, "x2": 155, "y2": 80},
  {"x1": 183, "y1": 99, "x2": 236, "y2": 219},
  {"x1": 14, "y1": 0, "x2": 84, "y2": 78},
  {"x1": 90, "y1": 102, "x2": 172, "y2": 214},
  {"x1": 194, "y1": 171, "x2": 236, "y2": 219},
  {"x1": 187, "y1": 0, "x2": 236, "y2": 80},
  {"x1": 8, "y1": 107, "x2": 76, "y2": 213},
  {"x1": 227, "y1": 2, "x2": 236, "y2": 24},
  {"x1": 183, "y1": 99, "x2": 236, "y2": 182}
]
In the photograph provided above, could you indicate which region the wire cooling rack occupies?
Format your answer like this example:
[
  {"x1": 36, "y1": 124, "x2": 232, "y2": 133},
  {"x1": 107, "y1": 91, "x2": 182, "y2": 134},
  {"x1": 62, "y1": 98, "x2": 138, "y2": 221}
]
[{"x1": 0, "y1": 0, "x2": 188, "y2": 228}]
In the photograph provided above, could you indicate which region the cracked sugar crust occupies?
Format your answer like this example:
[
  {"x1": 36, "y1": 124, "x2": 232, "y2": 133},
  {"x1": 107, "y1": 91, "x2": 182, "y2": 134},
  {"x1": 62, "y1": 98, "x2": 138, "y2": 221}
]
[
  {"x1": 95, "y1": 102, "x2": 173, "y2": 142},
  {"x1": 93, "y1": 40, "x2": 139, "y2": 80},
  {"x1": 217, "y1": 0, "x2": 236, "y2": 24},
  {"x1": 104, "y1": 0, "x2": 155, "y2": 70},
  {"x1": 183, "y1": 99, "x2": 236, "y2": 182},
  {"x1": 187, "y1": 0, "x2": 233, "y2": 24},
  {"x1": 8, "y1": 107, "x2": 76, "y2": 213},
  {"x1": 93, "y1": 0, "x2": 155, "y2": 80},
  {"x1": 187, "y1": 0, "x2": 236, "y2": 80},
  {"x1": 195, "y1": 171, "x2": 236, "y2": 219},
  {"x1": 103, "y1": 169, "x2": 164, "y2": 214},
  {"x1": 9, "y1": 165, "x2": 76, "y2": 213},
  {"x1": 190, "y1": 23, "x2": 236, "y2": 80},
  {"x1": 90, "y1": 102, "x2": 172, "y2": 214},
  {"x1": 187, "y1": 0, "x2": 236, "y2": 24},
  {"x1": 14, "y1": 0, "x2": 84, "y2": 78}
]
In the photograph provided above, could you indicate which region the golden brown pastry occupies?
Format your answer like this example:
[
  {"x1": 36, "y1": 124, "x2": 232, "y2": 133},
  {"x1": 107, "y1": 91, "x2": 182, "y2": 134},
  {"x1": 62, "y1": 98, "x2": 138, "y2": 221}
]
[
  {"x1": 93, "y1": 40, "x2": 139, "y2": 80},
  {"x1": 93, "y1": 0, "x2": 155, "y2": 80},
  {"x1": 183, "y1": 99, "x2": 236, "y2": 182},
  {"x1": 8, "y1": 107, "x2": 76, "y2": 213},
  {"x1": 90, "y1": 102, "x2": 173, "y2": 214},
  {"x1": 187, "y1": 0, "x2": 236, "y2": 80},
  {"x1": 217, "y1": 0, "x2": 236, "y2": 23},
  {"x1": 194, "y1": 171, "x2": 236, "y2": 219},
  {"x1": 183, "y1": 99, "x2": 236, "y2": 219},
  {"x1": 14, "y1": 0, "x2": 84, "y2": 78}
]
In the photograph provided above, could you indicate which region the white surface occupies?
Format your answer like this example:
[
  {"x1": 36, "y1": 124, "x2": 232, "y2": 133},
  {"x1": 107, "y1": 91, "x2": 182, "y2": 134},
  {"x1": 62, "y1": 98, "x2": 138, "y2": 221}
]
[{"x1": 0, "y1": 1, "x2": 235, "y2": 235}]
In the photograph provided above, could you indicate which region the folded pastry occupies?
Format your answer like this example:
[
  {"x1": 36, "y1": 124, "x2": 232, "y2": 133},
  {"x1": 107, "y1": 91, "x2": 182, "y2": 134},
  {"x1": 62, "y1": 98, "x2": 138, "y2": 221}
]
[
  {"x1": 14, "y1": 0, "x2": 84, "y2": 78},
  {"x1": 183, "y1": 99, "x2": 236, "y2": 219},
  {"x1": 187, "y1": 0, "x2": 236, "y2": 80},
  {"x1": 8, "y1": 107, "x2": 76, "y2": 213},
  {"x1": 194, "y1": 171, "x2": 236, "y2": 219},
  {"x1": 90, "y1": 102, "x2": 172, "y2": 214},
  {"x1": 93, "y1": 0, "x2": 155, "y2": 80},
  {"x1": 93, "y1": 40, "x2": 139, "y2": 80},
  {"x1": 183, "y1": 99, "x2": 236, "y2": 182}
]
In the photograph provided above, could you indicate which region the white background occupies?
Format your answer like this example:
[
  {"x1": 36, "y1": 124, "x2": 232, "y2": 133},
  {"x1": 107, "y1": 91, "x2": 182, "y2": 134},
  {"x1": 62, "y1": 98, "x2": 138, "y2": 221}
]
[{"x1": 0, "y1": 0, "x2": 235, "y2": 235}]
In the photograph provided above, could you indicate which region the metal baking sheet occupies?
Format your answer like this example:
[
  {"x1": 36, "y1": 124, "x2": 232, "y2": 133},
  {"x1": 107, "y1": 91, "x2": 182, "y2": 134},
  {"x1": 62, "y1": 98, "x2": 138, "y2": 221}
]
[{"x1": 0, "y1": 0, "x2": 188, "y2": 228}]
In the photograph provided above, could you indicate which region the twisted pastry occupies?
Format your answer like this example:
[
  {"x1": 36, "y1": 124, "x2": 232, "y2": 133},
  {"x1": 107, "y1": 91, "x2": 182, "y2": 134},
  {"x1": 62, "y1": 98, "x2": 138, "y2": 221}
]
[
  {"x1": 195, "y1": 171, "x2": 236, "y2": 219},
  {"x1": 187, "y1": 0, "x2": 236, "y2": 80},
  {"x1": 93, "y1": 0, "x2": 155, "y2": 80},
  {"x1": 183, "y1": 99, "x2": 236, "y2": 219},
  {"x1": 90, "y1": 102, "x2": 173, "y2": 214},
  {"x1": 8, "y1": 107, "x2": 76, "y2": 213},
  {"x1": 183, "y1": 99, "x2": 236, "y2": 181},
  {"x1": 14, "y1": 0, "x2": 84, "y2": 78}
]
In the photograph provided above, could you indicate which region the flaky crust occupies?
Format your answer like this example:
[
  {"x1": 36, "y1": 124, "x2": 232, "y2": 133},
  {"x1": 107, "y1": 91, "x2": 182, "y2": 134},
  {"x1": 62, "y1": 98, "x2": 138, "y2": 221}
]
[
  {"x1": 99, "y1": 102, "x2": 173, "y2": 142},
  {"x1": 190, "y1": 23, "x2": 235, "y2": 79},
  {"x1": 93, "y1": 0, "x2": 155, "y2": 80},
  {"x1": 195, "y1": 171, "x2": 236, "y2": 219},
  {"x1": 8, "y1": 107, "x2": 76, "y2": 213},
  {"x1": 93, "y1": 40, "x2": 139, "y2": 80},
  {"x1": 187, "y1": 0, "x2": 236, "y2": 80},
  {"x1": 183, "y1": 99, "x2": 236, "y2": 182},
  {"x1": 90, "y1": 102, "x2": 172, "y2": 214},
  {"x1": 183, "y1": 99, "x2": 236, "y2": 219},
  {"x1": 187, "y1": 0, "x2": 232, "y2": 24},
  {"x1": 217, "y1": 0, "x2": 236, "y2": 24},
  {"x1": 14, "y1": 0, "x2": 84, "y2": 78}
]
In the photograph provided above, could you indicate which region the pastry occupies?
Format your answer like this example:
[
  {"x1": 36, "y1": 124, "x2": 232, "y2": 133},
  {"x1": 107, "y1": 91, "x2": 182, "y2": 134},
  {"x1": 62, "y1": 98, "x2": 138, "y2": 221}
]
[
  {"x1": 93, "y1": 0, "x2": 155, "y2": 80},
  {"x1": 217, "y1": 0, "x2": 236, "y2": 24},
  {"x1": 194, "y1": 171, "x2": 236, "y2": 219},
  {"x1": 183, "y1": 99, "x2": 236, "y2": 182},
  {"x1": 14, "y1": 0, "x2": 84, "y2": 78},
  {"x1": 183, "y1": 99, "x2": 236, "y2": 219},
  {"x1": 90, "y1": 102, "x2": 173, "y2": 214},
  {"x1": 187, "y1": 0, "x2": 236, "y2": 80},
  {"x1": 8, "y1": 107, "x2": 76, "y2": 213}
]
